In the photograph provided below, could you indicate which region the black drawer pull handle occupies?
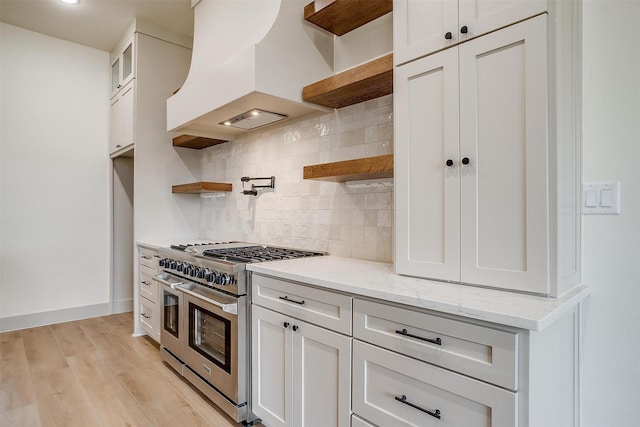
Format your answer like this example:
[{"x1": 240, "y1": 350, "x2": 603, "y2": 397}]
[
  {"x1": 141, "y1": 281, "x2": 151, "y2": 286},
  {"x1": 395, "y1": 328, "x2": 442, "y2": 346},
  {"x1": 279, "y1": 296, "x2": 305, "y2": 305},
  {"x1": 141, "y1": 255, "x2": 151, "y2": 260},
  {"x1": 395, "y1": 395, "x2": 441, "y2": 419},
  {"x1": 141, "y1": 313, "x2": 150, "y2": 319}
]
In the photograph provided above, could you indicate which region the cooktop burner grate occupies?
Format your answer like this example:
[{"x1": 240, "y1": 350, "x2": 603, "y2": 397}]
[
  {"x1": 170, "y1": 242, "x2": 238, "y2": 252},
  {"x1": 202, "y1": 246, "x2": 324, "y2": 263}
]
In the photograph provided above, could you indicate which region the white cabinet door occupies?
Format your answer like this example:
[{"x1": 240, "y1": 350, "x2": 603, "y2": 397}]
[
  {"x1": 109, "y1": 93, "x2": 121, "y2": 153},
  {"x1": 252, "y1": 305, "x2": 292, "y2": 427},
  {"x1": 110, "y1": 35, "x2": 134, "y2": 99},
  {"x1": 395, "y1": 47, "x2": 461, "y2": 281},
  {"x1": 459, "y1": 14, "x2": 549, "y2": 293},
  {"x1": 396, "y1": 15, "x2": 551, "y2": 294},
  {"x1": 458, "y1": 0, "x2": 547, "y2": 42},
  {"x1": 394, "y1": 0, "x2": 547, "y2": 65},
  {"x1": 292, "y1": 320, "x2": 351, "y2": 427},
  {"x1": 109, "y1": 79, "x2": 135, "y2": 155},
  {"x1": 252, "y1": 304, "x2": 352, "y2": 427},
  {"x1": 393, "y1": 0, "x2": 458, "y2": 65}
]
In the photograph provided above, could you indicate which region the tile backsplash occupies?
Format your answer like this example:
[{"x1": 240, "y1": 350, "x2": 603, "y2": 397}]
[{"x1": 200, "y1": 95, "x2": 394, "y2": 263}]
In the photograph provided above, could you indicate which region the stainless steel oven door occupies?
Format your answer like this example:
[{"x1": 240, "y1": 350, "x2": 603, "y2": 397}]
[
  {"x1": 181, "y1": 284, "x2": 243, "y2": 404},
  {"x1": 159, "y1": 282, "x2": 183, "y2": 360}
]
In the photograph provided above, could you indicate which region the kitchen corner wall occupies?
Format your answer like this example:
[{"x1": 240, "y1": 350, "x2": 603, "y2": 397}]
[{"x1": 200, "y1": 95, "x2": 394, "y2": 262}]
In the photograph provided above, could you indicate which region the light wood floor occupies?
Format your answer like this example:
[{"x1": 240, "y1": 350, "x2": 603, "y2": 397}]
[{"x1": 0, "y1": 313, "x2": 257, "y2": 427}]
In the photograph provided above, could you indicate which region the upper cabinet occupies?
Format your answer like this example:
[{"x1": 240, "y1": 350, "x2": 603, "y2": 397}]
[
  {"x1": 394, "y1": 1, "x2": 582, "y2": 296},
  {"x1": 109, "y1": 79, "x2": 135, "y2": 155},
  {"x1": 110, "y1": 35, "x2": 134, "y2": 99},
  {"x1": 109, "y1": 21, "x2": 192, "y2": 158},
  {"x1": 393, "y1": 0, "x2": 547, "y2": 65}
]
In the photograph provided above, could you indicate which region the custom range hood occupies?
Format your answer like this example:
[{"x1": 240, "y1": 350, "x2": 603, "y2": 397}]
[{"x1": 167, "y1": 0, "x2": 334, "y2": 140}]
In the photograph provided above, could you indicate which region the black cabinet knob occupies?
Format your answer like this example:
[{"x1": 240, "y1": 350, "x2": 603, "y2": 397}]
[
  {"x1": 446, "y1": 159, "x2": 454, "y2": 167},
  {"x1": 283, "y1": 322, "x2": 290, "y2": 328},
  {"x1": 292, "y1": 325, "x2": 299, "y2": 332},
  {"x1": 460, "y1": 25, "x2": 468, "y2": 34},
  {"x1": 461, "y1": 157, "x2": 470, "y2": 165},
  {"x1": 445, "y1": 32, "x2": 453, "y2": 40}
]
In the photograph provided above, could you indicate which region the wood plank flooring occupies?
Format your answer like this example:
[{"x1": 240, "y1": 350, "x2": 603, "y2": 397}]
[{"x1": 0, "y1": 313, "x2": 257, "y2": 427}]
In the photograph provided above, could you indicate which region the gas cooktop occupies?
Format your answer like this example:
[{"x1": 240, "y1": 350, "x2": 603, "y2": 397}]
[{"x1": 202, "y1": 245, "x2": 325, "y2": 263}]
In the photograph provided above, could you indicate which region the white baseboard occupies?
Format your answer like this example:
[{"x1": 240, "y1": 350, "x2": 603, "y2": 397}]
[
  {"x1": 112, "y1": 298, "x2": 134, "y2": 314},
  {"x1": 0, "y1": 302, "x2": 132, "y2": 333}
]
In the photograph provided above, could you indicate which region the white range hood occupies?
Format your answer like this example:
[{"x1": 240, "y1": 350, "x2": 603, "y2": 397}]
[{"x1": 167, "y1": 0, "x2": 334, "y2": 140}]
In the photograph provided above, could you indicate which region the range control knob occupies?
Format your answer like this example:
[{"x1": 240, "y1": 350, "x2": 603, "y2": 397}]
[
  {"x1": 176, "y1": 263, "x2": 184, "y2": 272},
  {"x1": 206, "y1": 271, "x2": 217, "y2": 283},
  {"x1": 197, "y1": 268, "x2": 206, "y2": 279},
  {"x1": 184, "y1": 265, "x2": 193, "y2": 276},
  {"x1": 217, "y1": 273, "x2": 230, "y2": 285},
  {"x1": 159, "y1": 259, "x2": 166, "y2": 267},
  {"x1": 190, "y1": 267, "x2": 198, "y2": 277},
  {"x1": 169, "y1": 260, "x2": 177, "y2": 270}
]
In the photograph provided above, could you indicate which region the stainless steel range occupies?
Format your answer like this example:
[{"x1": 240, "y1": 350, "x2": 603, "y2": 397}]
[{"x1": 154, "y1": 242, "x2": 323, "y2": 425}]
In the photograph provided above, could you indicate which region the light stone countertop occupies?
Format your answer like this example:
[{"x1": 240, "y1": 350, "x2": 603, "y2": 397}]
[{"x1": 247, "y1": 256, "x2": 590, "y2": 331}]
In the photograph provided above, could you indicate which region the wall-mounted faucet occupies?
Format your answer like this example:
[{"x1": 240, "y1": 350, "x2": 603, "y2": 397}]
[{"x1": 241, "y1": 176, "x2": 275, "y2": 196}]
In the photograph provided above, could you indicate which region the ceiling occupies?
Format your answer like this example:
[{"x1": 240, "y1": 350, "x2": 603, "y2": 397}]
[{"x1": 0, "y1": 0, "x2": 194, "y2": 52}]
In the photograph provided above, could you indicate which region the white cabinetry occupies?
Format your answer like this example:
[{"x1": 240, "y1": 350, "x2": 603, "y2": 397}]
[
  {"x1": 137, "y1": 245, "x2": 160, "y2": 342},
  {"x1": 109, "y1": 79, "x2": 134, "y2": 154},
  {"x1": 109, "y1": 35, "x2": 136, "y2": 157},
  {"x1": 393, "y1": 0, "x2": 546, "y2": 65},
  {"x1": 110, "y1": 35, "x2": 134, "y2": 98},
  {"x1": 251, "y1": 275, "x2": 351, "y2": 427},
  {"x1": 395, "y1": 3, "x2": 581, "y2": 296},
  {"x1": 351, "y1": 297, "x2": 580, "y2": 427}
]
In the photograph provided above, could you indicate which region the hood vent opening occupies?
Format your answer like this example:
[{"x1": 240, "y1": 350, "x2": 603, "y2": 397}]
[{"x1": 220, "y1": 109, "x2": 287, "y2": 130}]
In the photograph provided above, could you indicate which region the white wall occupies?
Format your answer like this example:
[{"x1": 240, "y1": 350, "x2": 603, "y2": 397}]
[
  {"x1": 0, "y1": 23, "x2": 110, "y2": 331},
  {"x1": 581, "y1": 1, "x2": 640, "y2": 426}
]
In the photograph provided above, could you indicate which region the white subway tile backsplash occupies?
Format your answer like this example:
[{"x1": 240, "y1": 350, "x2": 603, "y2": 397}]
[{"x1": 200, "y1": 95, "x2": 394, "y2": 262}]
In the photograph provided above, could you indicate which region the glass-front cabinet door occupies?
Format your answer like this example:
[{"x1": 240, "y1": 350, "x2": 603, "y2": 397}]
[{"x1": 110, "y1": 36, "x2": 134, "y2": 98}]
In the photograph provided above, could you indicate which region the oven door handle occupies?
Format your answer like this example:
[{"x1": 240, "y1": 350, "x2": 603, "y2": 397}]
[
  {"x1": 154, "y1": 274, "x2": 183, "y2": 288},
  {"x1": 176, "y1": 284, "x2": 238, "y2": 315},
  {"x1": 154, "y1": 274, "x2": 238, "y2": 315}
]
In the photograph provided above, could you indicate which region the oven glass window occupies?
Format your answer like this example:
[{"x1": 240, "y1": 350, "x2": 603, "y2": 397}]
[
  {"x1": 188, "y1": 302, "x2": 231, "y2": 374},
  {"x1": 163, "y1": 291, "x2": 180, "y2": 338}
]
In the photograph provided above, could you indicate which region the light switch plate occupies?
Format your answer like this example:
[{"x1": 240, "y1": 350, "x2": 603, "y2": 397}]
[{"x1": 582, "y1": 182, "x2": 621, "y2": 214}]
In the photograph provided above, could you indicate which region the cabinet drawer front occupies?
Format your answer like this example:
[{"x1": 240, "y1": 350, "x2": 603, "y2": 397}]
[
  {"x1": 353, "y1": 299, "x2": 518, "y2": 390},
  {"x1": 138, "y1": 247, "x2": 157, "y2": 268},
  {"x1": 353, "y1": 341, "x2": 517, "y2": 427},
  {"x1": 139, "y1": 265, "x2": 157, "y2": 301},
  {"x1": 252, "y1": 275, "x2": 352, "y2": 335},
  {"x1": 139, "y1": 296, "x2": 158, "y2": 340},
  {"x1": 351, "y1": 414, "x2": 376, "y2": 427}
]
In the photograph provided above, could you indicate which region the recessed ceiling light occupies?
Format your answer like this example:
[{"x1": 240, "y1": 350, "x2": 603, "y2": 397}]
[{"x1": 60, "y1": 0, "x2": 79, "y2": 4}]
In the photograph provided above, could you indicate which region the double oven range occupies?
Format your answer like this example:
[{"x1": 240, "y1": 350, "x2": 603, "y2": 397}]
[{"x1": 154, "y1": 242, "x2": 323, "y2": 424}]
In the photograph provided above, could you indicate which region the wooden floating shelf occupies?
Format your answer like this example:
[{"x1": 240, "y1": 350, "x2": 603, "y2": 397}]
[
  {"x1": 173, "y1": 134, "x2": 228, "y2": 150},
  {"x1": 302, "y1": 54, "x2": 393, "y2": 109},
  {"x1": 304, "y1": 0, "x2": 393, "y2": 36},
  {"x1": 303, "y1": 154, "x2": 393, "y2": 182},
  {"x1": 172, "y1": 182, "x2": 232, "y2": 194}
]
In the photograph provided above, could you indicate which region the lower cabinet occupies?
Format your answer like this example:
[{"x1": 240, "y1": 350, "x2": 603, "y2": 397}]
[
  {"x1": 251, "y1": 305, "x2": 351, "y2": 427},
  {"x1": 250, "y1": 274, "x2": 580, "y2": 427},
  {"x1": 138, "y1": 245, "x2": 160, "y2": 342}
]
